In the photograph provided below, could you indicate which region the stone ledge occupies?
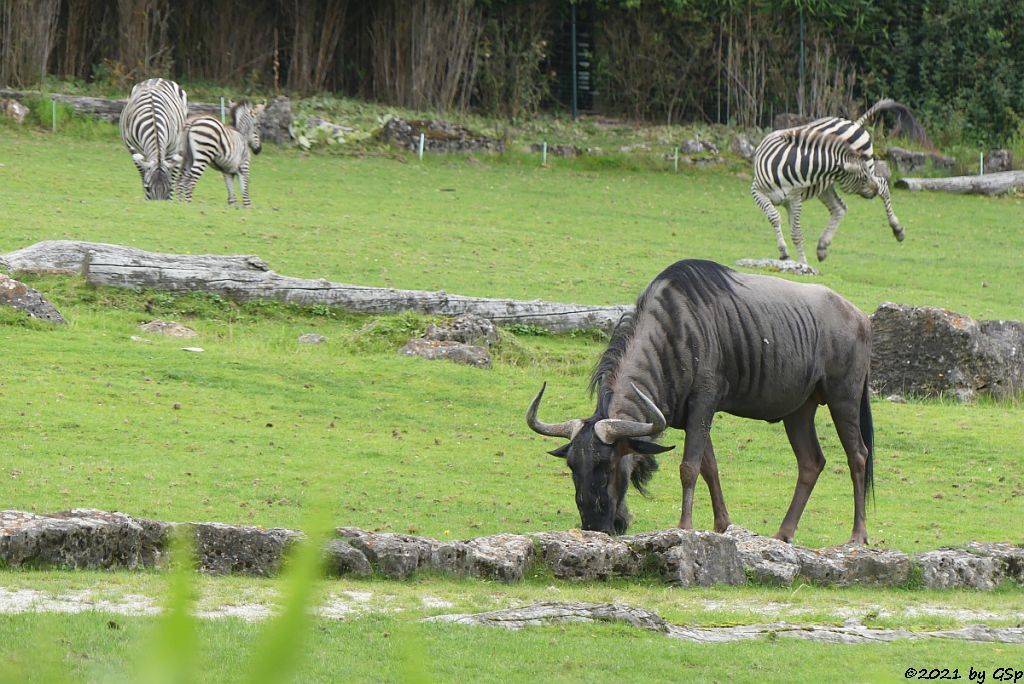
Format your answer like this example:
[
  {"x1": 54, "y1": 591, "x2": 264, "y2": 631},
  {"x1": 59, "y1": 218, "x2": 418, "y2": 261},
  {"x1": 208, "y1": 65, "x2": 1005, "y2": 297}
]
[{"x1": 2, "y1": 510, "x2": 1021, "y2": 590}]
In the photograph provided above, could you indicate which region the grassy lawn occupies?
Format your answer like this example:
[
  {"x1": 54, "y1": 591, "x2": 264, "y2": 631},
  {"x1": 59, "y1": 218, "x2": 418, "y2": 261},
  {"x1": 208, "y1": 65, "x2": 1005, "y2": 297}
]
[{"x1": 1, "y1": 115, "x2": 1022, "y2": 682}]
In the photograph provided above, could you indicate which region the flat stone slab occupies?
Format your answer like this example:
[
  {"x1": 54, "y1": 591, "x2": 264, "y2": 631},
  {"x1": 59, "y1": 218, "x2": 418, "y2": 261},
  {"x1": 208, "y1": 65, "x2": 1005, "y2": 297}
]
[
  {"x1": 426, "y1": 601, "x2": 1024, "y2": 644},
  {"x1": 916, "y1": 543, "x2": 1024, "y2": 590}
]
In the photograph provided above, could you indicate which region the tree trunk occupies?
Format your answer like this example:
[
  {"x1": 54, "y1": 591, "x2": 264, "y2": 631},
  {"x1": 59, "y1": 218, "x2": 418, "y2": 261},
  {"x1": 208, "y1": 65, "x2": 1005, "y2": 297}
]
[
  {"x1": 895, "y1": 171, "x2": 1024, "y2": 196},
  {"x1": 0, "y1": 241, "x2": 630, "y2": 333}
]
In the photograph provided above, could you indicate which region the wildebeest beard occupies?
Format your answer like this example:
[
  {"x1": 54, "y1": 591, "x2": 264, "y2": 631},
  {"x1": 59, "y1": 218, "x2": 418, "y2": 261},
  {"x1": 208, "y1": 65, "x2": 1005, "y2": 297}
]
[{"x1": 551, "y1": 420, "x2": 662, "y2": 534}]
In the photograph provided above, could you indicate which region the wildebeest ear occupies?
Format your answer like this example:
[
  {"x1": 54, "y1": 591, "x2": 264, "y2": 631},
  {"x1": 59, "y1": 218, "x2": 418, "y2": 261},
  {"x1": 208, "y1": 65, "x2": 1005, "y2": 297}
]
[
  {"x1": 548, "y1": 444, "x2": 571, "y2": 459},
  {"x1": 629, "y1": 439, "x2": 675, "y2": 455}
]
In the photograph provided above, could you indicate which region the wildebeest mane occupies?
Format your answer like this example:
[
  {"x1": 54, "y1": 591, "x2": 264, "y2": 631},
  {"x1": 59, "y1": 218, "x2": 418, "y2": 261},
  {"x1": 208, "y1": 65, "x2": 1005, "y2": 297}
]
[{"x1": 588, "y1": 260, "x2": 740, "y2": 410}]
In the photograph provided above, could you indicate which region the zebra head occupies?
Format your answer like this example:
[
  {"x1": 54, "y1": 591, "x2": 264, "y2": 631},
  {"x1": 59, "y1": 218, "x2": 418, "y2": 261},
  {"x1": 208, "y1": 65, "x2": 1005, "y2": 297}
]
[
  {"x1": 230, "y1": 100, "x2": 263, "y2": 156},
  {"x1": 131, "y1": 153, "x2": 173, "y2": 200},
  {"x1": 839, "y1": 155, "x2": 882, "y2": 199}
]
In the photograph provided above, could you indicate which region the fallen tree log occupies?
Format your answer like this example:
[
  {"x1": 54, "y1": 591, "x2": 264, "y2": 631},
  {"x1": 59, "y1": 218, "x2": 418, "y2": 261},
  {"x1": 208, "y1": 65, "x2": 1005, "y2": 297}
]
[
  {"x1": 895, "y1": 170, "x2": 1024, "y2": 196},
  {"x1": 0, "y1": 240, "x2": 630, "y2": 333},
  {"x1": 0, "y1": 89, "x2": 219, "y2": 122}
]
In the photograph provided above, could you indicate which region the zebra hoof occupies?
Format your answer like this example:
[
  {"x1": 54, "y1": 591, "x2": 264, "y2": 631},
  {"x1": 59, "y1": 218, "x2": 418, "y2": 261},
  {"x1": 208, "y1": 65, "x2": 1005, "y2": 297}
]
[
  {"x1": 817, "y1": 247, "x2": 829, "y2": 262},
  {"x1": 894, "y1": 229, "x2": 906, "y2": 242}
]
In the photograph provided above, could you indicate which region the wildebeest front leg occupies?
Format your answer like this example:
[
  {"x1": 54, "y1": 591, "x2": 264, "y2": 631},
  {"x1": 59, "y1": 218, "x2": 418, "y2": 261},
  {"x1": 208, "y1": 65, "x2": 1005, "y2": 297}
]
[
  {"x1": 776, "y1": 398, "x2": 825, "y2": 542},
  {"x1": 700, "y1": 441, "x2": 731, "y2": 532},
  {"x1": 678, "y1": 410, "x2": 715, "y2": 530}
]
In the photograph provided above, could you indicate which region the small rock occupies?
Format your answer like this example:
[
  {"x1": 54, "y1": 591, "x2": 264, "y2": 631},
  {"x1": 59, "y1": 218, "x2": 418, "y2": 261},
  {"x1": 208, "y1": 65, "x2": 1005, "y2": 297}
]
[
  {"x1": 401, "y1": 339, "x2": 491, "y2": 369},
  {"x1": 0, "y1": 274, "x2": 66, "y2": 324},
  {"x1": 423, "y1": 314, "x2": 498, "y2": 347},
  {"x1": 140, "y1": 320, "x2": 198, "y2": 338},
  {"x1": 984, "y1": 149, "x2": 1012, "y2": 174},
  {"x1": 0, "y1": 98, "x2": 30, "y2": 125},
  {"x1": 298, "y1": 333, "x2": 328, "y2": 345}
]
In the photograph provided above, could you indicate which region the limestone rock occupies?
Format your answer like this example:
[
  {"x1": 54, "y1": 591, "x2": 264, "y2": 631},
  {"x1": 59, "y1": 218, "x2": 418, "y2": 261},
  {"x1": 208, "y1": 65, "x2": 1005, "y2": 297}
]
[
  {"x1": 731, "y1": 134, "x2": 758, "y2": 161},
  {"x1": 423, "y1": 313, "x2": 499, "y2": 347},
  {"x1": 324, "y1": 539, "x2": 372, "y2": 577},
  {"x1": 0, "y1": 274, "x2": 65, "y2": 323},
  {"x1": 724, "y1": 526, "x2": 800, "y2": 585},
  {"x1": 793, "y1": 544, "x2": 912, "y2": 586},
  {"x1": 870, "y1": 302, "x2": 1024, "y2": 401},
  {"x1": 259, "y1": 96, "x2": 293, "y2": 144},
  {"x1": 735, "y1": 258, "x2": 819, "y2": 276},
  {"x1": 984, "y1": 149, "x2": 1012, "y2": 174},
  {"x1": 0, "y1": 509, "x2": 170, "y2": 570},
  {"x1": 963, "y1": 541, "x2": 1024, "y2": 585},
  {"x1": 191, "y1": 522, "x2": 302, "y2": 576},
  {"x1": 336, "y1": 529, "x2": 534, "y2": 582},
  {"x1": 139, "y1": 320, "x2": 198, "y2": 338},
  {"x1": 379, "y1": 118, "x2": 503, "y2": 154},
  {"x1": 298, "y1": 333, "x2": 327, "y2": 344},
  {"x1": 400, "y1": 338, "x2": 491, "y2": 368},
  {"x1": 916, "y1": 549, "x2": 1002, "y2": 590},
  {"x1": 0, "y1": 98, "x2": 29, "y2": 124},
  {"x1": 625, "y1": 529, "x2": 746, "y2": 586},
  {"x1": 530, "y1": 530, "x2": 641, "y2": 581}
]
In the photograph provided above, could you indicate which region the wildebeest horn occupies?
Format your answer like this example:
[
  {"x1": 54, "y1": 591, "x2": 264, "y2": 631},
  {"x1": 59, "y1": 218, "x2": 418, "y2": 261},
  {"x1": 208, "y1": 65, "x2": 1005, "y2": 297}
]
[
  {"x1": 525, "y1": 382, "x2": 583, "y2": 440},
  {"x1": 594, "y1": 383, "x2": 666, "y2": 444}
]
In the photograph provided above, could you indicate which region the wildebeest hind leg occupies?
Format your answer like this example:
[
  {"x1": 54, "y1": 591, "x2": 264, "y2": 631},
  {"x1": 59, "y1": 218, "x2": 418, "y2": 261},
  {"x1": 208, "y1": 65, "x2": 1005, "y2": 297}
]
[
  {"x1": 831, "y1": 399, "x2": 870, "y2": 545},
  {"x1": 776, "y1": 399, "x2": 825, "y2": 542},
  {"x1": 700, "y1": 441, "x2": 731, "y2": 532}
]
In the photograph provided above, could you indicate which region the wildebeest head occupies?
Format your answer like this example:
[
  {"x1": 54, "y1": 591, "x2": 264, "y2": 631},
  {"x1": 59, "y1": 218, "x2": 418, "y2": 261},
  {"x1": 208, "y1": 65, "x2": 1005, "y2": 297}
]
[{"x1": 526, "y1": 382, "x2": 674, "y2": 534}]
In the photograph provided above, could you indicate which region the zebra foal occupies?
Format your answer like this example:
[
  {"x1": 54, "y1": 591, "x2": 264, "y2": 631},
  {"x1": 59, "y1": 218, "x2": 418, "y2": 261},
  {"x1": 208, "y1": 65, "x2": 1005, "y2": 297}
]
[
  {"x1": 119, "y1": 78, "x2": 188, "y2": 200},
  {"x1": 176, "y1": 100, "x2": 263, "y2": 207},
  {"x1": 751, "y1": 99, "x2": 929, "y2": 263}
]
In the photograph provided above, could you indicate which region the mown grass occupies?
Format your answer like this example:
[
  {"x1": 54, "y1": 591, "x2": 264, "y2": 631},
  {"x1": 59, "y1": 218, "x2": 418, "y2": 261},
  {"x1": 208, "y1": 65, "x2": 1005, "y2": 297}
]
[{"x1": 1, "y1": 112, "x2": 1022, "y2": 682}]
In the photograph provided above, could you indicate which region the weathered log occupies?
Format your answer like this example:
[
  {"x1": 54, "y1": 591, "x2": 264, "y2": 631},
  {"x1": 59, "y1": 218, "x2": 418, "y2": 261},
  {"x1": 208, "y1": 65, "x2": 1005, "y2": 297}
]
[
  {"x1": 0, "y1": 240, "x2": 631, "y2": 333},
  {"x1": 895, "y1": 171, "x2": 1024, "y2": 196},
  {"x1": 0, "y1": 89, "x2": 219, "y2": 123}
]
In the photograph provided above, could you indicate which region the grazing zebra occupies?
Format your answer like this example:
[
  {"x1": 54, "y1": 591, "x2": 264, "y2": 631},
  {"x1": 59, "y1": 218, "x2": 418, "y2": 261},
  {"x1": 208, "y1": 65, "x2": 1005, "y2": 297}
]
[
  {"x1": 751, "y1": 99, "x2": 929, "y2": 263},
  {"x1": 176, "y1": 100, "x2": 263, "y2": 207},
  {"x1": 119, "y1": 78, "x2": 188, "y2": 200}
]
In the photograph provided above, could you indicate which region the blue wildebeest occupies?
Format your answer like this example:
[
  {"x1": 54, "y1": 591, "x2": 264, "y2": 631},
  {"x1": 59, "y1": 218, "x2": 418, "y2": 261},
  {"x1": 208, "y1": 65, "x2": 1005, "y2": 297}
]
[{"x1": 526, "y1": 259, "x2": 874, "y2": 544}]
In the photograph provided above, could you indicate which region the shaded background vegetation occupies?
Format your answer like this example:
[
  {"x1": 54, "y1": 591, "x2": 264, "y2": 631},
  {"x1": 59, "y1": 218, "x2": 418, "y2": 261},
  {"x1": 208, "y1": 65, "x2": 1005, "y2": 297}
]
[{"x1": 1, "y1": 0, "x2": 1022, "y2": 144}]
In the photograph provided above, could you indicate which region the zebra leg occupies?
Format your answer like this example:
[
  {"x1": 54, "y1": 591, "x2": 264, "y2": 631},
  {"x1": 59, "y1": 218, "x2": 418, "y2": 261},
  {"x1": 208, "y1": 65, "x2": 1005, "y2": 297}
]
[
  {"x1": 239, "y1": 165, "x2": 251, "y2": 208},
  {"x1": 879, "y1": 178, "x2": 905, "y2": 242},
  {"x1": 752, "y1": 187, "x2": 789, "y2": 260},
  {"x1": 785, "y1": 197, "x2": 808, "y2": 264},
  {"x1": 179, "y1": 162, "x2": 207, "y2": 204},
  {"x1": 816, "y1": 185, "x2": 847, "y2": 262},
  {"x1": 222, "y1": 173, "x2": 238, "y2": 206}
]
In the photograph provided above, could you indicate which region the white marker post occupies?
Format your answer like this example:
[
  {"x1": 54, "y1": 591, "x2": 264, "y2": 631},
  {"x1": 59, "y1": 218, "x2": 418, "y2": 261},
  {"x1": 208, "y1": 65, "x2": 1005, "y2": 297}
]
[
  {"x1": 418, "y1": 133, "x2": 425, "y2": 161},
  {"x1": 221, "y1": 97, "x2": 226, "y2": 123},
  {"x1": 542, "y1": 142, "x2": 548, "y2": 165},
  {"x1": 51, "y1": 99, "x2": 56, "y2": 133},
  {"x1": 674, "y1": 147, "x2": 679, "y2": 172},
  {"x1": 979, "y1": 152, "x2": 984, "y2": 176}
]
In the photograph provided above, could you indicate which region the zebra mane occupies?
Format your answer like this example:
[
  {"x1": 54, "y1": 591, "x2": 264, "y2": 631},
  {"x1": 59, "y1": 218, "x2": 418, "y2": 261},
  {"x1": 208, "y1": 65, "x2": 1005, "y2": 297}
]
[
  {"x1": 854, "y1": 98, "x2": 932, "y2": 147},
  {"x1": 779, "y1": 126, "x2": 867, "y2": 159},
  {"x1": 229, "y1": 99, "x2": 252, "y2": 128}
]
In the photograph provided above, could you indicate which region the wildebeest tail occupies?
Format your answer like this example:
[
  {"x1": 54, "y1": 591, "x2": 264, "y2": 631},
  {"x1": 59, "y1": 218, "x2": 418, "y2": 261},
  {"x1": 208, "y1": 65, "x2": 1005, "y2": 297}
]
[
  {"x1": 860, "y1": 376, "x2": 875, "y2": 507},
  {"x1": 855, "y1": 98, "x2": 932, "y2": 148}
]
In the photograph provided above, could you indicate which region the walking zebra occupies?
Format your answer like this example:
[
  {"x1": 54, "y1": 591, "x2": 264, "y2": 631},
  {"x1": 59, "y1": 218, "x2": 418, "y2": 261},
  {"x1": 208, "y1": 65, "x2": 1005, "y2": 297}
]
[
  {"x1": 119, "y1": 78, "x2": 188, "y2": 200},
  {"x1": 751, "y1": 99, "x2": 929, "y2": 263},
  {"x1": 176, "y1": 100, "x2": 263, "y2": 207}
]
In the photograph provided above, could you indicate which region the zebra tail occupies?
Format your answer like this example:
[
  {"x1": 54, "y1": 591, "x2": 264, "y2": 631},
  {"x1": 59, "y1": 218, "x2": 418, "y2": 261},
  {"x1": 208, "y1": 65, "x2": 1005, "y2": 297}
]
[{"x1": 855, "y1": 99, "x2": 932, "y2": 148}]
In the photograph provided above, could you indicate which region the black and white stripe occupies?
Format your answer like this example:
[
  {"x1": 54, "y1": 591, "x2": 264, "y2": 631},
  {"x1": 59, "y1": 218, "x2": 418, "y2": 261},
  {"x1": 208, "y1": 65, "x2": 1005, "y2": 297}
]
[
  {"x1": 119, "y1": 78, "x2": 188, "y2": 200},
  {"x1": 751, "y1": 99, "x2": 926, "y2": 263},
  {"x1": 176, "y1": 100, "x2": 263, "y2": 207}
]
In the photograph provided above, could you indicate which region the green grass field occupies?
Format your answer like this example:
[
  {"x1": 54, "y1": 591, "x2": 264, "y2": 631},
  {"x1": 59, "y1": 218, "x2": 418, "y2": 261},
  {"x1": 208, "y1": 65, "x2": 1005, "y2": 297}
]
[{"x1": 1, "y1": 114, "x2": 1022, "y2": 682}]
